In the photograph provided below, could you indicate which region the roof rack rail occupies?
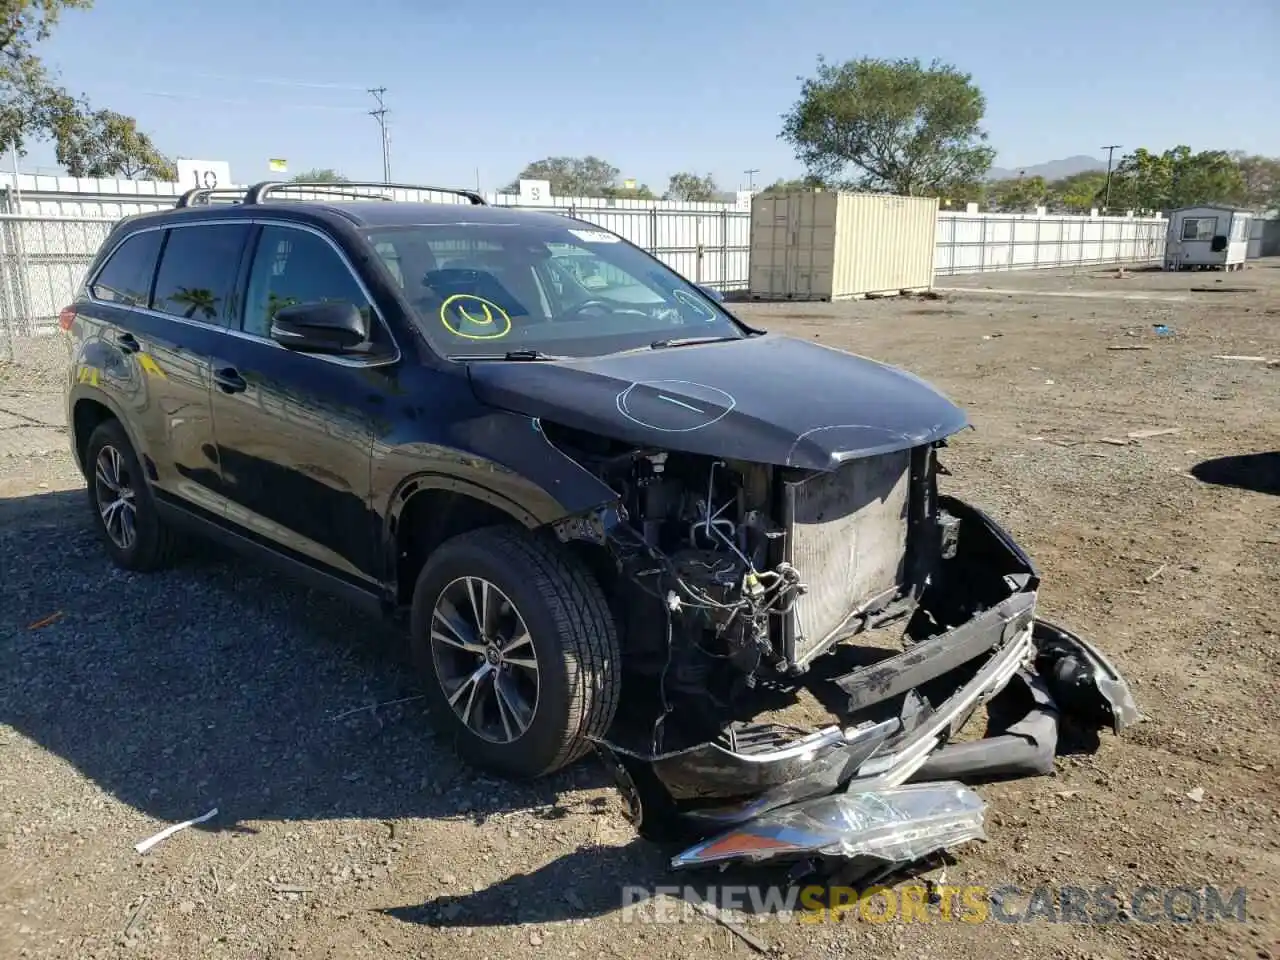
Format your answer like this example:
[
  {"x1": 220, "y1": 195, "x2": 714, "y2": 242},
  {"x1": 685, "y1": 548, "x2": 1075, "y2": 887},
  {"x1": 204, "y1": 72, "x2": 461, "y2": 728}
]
[
  {"x1": 175, "y1": 187, "x2": 250, "y2": 208},
  {"x1": 241, "y1": 180, "x2": 486, "y2": 206}
]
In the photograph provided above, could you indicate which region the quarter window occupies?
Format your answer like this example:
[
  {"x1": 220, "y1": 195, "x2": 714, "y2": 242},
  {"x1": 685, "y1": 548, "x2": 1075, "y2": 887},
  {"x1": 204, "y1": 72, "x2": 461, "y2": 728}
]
[
  {"x1": 242, "y1": 226, "x2": 374, "y2": 340},
  {"x1": 151, "y1": 224, "x2": 251, "y2": 324},
  {"x1": 89, "y1": 230, "x2": 163, "y2": 307}
]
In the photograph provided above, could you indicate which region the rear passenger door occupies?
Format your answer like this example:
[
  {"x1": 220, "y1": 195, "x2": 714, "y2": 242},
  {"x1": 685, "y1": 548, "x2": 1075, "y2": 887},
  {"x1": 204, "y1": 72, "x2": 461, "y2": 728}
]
[
  {"x1": 80, "y1": 222, "x2": 249, "y2": 514},
  {"x1": 208, "y1": 222, "x2": 396, "y2": 585}
]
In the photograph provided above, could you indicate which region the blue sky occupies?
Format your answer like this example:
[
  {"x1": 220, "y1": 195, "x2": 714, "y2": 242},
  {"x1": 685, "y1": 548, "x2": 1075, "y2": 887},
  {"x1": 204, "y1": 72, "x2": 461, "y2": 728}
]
[{"x1": 25, "y1": 0, "x2": 1280, "y2": 191}]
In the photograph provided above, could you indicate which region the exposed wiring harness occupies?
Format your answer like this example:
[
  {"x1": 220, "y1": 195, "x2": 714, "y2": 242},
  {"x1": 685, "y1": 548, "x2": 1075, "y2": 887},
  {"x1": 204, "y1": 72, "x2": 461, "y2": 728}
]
[{"x1": 608, "y1": 458, "x2": 809, "y2": 753}]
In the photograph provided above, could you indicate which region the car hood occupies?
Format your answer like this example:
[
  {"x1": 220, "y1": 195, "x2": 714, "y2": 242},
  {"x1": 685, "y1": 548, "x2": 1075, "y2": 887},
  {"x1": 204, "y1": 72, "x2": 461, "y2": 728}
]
[{"x1": 466, "y1": 334, "x2": 969, "y2": 471}]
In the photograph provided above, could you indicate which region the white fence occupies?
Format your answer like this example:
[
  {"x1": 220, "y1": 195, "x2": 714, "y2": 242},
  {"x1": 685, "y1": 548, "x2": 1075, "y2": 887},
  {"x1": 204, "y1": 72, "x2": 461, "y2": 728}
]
[
  {"x1": 0, "y1": 175, "x2": 1172, "y2": 352},
  {"x1": 935, "y1": 212, "x2": 1167, "y2": 275}
]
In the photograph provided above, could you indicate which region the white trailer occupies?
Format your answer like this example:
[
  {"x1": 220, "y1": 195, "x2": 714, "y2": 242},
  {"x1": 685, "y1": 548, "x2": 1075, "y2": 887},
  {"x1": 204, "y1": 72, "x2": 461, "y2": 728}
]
[{"x1": 1163, "y1": 205, "x2": 1253, "y2": 271}]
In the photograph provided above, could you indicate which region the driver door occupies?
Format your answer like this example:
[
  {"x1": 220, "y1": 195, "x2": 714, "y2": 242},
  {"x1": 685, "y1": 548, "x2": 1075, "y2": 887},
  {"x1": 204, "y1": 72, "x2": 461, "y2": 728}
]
[{"x1": 208, "y1": 223, "x2": 397, "y2": 584}]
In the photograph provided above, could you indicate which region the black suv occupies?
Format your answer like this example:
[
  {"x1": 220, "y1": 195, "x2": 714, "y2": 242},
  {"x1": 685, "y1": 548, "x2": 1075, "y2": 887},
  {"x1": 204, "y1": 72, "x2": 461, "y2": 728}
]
[{"x1": 64, "y1": 181, "x2": 1134, "y2": 804}]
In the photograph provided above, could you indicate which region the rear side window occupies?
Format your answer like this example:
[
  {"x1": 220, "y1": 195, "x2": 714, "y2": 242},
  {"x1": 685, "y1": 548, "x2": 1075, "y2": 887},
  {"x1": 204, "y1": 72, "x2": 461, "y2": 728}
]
[
  {"x1": 151, "y1": 224, "x2": 251, "y2": 325},
  {"x1": 89, "y1": 229, "x2": 163, "y2": 307}
]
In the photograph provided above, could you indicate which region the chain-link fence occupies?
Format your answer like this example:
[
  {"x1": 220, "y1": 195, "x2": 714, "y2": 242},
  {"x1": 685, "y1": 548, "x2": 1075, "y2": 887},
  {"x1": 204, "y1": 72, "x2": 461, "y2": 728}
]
[{"x1": 0, "y1": 214, "x2": 115, "y2": 395}]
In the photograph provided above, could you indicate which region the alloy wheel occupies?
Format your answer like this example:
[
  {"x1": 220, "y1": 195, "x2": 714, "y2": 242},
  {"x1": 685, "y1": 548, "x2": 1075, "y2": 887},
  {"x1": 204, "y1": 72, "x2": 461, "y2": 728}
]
[
  {"x1": 94, "y1": 444, "x2": 137, "y2": 551},
  {"x1": 429, "y1": 576, "x2": 540, "y2": 744}
]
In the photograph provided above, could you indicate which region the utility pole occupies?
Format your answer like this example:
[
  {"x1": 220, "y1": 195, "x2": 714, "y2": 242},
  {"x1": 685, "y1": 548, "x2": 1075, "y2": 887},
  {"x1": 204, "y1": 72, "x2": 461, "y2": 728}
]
[
  {"x1": 1100, "y1": 144, "x2": 1122, "y2": 211},
  {"x1": 744, "y1": 168, "x2": 759, "y2": 191},
  {"x1": 369, "y1": 87, "x2": 391, "y2": 183}
]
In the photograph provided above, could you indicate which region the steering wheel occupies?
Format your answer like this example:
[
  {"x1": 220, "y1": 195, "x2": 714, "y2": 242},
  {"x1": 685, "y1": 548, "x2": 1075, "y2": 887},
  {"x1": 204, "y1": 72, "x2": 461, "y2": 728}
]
[{"x1": 565, "y1": 299, "x2": 613, "y2": 317}]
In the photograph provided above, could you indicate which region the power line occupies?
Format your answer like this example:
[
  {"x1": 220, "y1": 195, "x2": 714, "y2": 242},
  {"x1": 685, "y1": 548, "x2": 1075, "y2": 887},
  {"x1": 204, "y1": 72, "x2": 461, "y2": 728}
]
[
  {"x1": 132, "y1": 67, "x2": 368, "y2": 91},
  {"x1": 369, "y1": 87, "x2": 391, "y2": 183},
  {"x1": 139, "y1": 90, "x2": 367, "y2": 112},
  {"x1": 1100, "y1": 144, "x2": 1122, "y2": 211}
]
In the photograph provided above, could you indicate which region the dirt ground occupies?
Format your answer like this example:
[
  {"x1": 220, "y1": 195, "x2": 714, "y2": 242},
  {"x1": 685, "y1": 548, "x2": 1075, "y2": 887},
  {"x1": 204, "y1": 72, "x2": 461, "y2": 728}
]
[{"x1": 2, "y1": 263, "x2": 1278, "y2": 960}]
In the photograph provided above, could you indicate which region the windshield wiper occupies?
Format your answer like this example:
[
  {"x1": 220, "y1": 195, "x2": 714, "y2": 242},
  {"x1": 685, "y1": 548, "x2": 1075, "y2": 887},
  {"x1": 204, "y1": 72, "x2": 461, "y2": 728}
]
[
  {"x1": 454, "y1": 349, "x2": 565, "y2": 361},
  {"x1": 649, "y1": 335, "x2": 741, "y2": 349}
]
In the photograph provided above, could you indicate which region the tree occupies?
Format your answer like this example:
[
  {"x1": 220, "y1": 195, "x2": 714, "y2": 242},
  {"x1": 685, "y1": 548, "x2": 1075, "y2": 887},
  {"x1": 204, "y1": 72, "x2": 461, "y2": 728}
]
[
  {"x1": 1105, "y1": 146, "x2": 1246, "y2": 212},
  {"x1": 0, "y1": 0, "x2": 91, "y2": 155},
  {"x1": 665, "y1": 171, "x2": 718, "y2": 202},
  {"x1": 1046, "y1": 171, "x2": 1107, "y2": 213},
  {"x1": 940, "y1": 180, "x2": 985, "y2": 207},
  {"x1": 1231, "y1": 153, "x2": 1280, "y2": 211},
  {"x1": 986, "y1": 175, "x2": 1048, "y2": 212},
  {"x1": 757, "y1": 175, "x2": 827, "y2": 195},
  {"x1": 780, "y1": 56, "x2": 995, "y2": 197},
  {"x1": 501, "y1": 156, "x2": 621, "y2": 197},
  {"x1": 51, "y1": 107, "x2": 175, "y2": 179},
  {"x1": 290, "y1": 168, "x2": 348, "y2": 183},
  {"x1": 1, "y1": 1, "x2": 174, "y2": 177},
  {"x1": 604, "y1": 182, "x2": 656, "y2": 200}
]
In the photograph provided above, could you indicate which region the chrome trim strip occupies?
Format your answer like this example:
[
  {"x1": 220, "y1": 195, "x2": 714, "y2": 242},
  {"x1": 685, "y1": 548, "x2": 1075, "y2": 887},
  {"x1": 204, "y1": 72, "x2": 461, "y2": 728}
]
[{"x1": 84, "y1": 218, "x2": 402, "y2": 369}]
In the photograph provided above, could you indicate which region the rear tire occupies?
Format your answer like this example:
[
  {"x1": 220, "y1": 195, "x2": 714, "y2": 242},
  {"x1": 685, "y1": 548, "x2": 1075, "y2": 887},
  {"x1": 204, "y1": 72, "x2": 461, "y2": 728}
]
[
  {"x1": 409, "y1": 525, "x2": 621, "y2": 778},
  {"x1": 84, "y1": 419, "x2": 181, "y2": 572}
]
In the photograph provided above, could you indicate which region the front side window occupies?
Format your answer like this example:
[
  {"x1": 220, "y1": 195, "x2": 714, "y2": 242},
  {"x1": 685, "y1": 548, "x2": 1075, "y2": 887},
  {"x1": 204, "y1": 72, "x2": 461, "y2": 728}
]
[
  {"x1": 242, "y1": 226, "x2": 375, "y2": 340},
  {"x1": 89, "y1": 229, "x2": 163, "y2": 307},
  {"x1": 151, "y1": 223, "x2": 251, "y2": 324},
  {"x1": 1181, "y1": 217, "x2": 1217, "y2": 241},
  {"x1": 365, "y1": 221, "x2": 740, "y2": 358}
]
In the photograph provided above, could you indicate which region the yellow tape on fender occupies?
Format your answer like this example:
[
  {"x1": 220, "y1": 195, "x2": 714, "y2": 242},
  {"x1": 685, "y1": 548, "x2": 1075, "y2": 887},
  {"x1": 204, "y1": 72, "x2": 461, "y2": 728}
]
[
  {"x1": 137, "y1": 353, "x2": 167, "y2": 378},
  {"x1": 439, "y1": 293, "x2": 513, "y2": 340}
]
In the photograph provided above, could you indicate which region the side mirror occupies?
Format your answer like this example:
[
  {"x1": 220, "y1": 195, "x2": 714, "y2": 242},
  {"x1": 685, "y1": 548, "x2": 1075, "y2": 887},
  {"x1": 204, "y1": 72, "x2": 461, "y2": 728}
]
[
  {"x1": 697, "y1": 285, "x2": 725, "y2": 302},
  {"x1": 270, "y1": 301, "x2": 368, "y2": 353}
]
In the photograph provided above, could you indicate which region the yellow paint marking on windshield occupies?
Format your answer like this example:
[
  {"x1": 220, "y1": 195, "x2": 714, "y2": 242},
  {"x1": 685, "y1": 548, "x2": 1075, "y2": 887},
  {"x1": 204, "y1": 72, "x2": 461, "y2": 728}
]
[
  {"x1": 440, "y1": 294, "x2": 513, "y2": 340},
  {"x1": 76, "y1": 364, "x2": 100, "y2": 386}
]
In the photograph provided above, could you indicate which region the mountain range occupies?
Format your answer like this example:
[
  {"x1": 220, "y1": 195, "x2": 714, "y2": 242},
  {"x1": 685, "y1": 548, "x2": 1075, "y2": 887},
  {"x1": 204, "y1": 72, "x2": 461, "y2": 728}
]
[{"x1": 986, "y1": 155, "x2": 1107, "y2": 182}]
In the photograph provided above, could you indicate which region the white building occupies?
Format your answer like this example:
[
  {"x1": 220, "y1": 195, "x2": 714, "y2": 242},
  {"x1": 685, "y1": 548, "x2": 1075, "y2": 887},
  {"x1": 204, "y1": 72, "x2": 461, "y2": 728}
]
[{"x1": 1163, "y1": 205, "x2": 1253, "y2": 271}]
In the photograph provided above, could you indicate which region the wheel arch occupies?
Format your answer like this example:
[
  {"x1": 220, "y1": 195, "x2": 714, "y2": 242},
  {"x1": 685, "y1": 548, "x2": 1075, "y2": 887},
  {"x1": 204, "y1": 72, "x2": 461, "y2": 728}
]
[
  {"x1": 68, "y1": 387, "x2": 145, "y2": 479},
  {"x1": 387, "y1": 474, "x2": 545, "y2": 606}
]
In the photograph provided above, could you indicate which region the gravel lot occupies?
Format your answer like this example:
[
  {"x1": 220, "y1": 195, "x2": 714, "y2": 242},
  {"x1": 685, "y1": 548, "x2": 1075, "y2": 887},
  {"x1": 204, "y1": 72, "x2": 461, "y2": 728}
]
[{"x1": 2, "y1": 263, "x2": 1278, "y2": 960}]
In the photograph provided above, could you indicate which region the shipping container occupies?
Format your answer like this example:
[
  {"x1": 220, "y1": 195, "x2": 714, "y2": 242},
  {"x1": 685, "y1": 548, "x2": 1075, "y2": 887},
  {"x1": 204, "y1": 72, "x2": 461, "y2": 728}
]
[{"x1": 748, "y1": 191, "x2": 938, "y2": 300}]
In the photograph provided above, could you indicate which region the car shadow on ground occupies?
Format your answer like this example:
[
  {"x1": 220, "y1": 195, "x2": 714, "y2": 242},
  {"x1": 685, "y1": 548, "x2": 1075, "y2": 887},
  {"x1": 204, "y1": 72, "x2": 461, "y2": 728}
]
[
  {"x1": 381, "y1": 835, "x2": 952, "y2": 927},
  {"x1": 0, "y1": 487, "x2": 614, "y2": 837},
  {"x1": 1191, "y1": 451, "x2": 1280, "y2": 496},
  {"x1": 2, "y1": 486, "x2": 903, "y2": 842}
]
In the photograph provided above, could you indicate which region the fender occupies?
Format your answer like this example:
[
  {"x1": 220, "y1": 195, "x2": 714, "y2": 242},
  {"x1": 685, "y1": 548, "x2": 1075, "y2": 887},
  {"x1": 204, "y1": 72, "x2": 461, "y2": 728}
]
[
  {"x1": 383, "y1": 471, "x2": 547, "y2": 539},
  {"x1": 66, "y1": 383, "x2": 149, "y2": 479},
  {"x1": 371, "y1": 408, "x2": 623, "y2": 540},
  {"x1": 379, "y1": 469, "x2": 621, "y2": 596}
]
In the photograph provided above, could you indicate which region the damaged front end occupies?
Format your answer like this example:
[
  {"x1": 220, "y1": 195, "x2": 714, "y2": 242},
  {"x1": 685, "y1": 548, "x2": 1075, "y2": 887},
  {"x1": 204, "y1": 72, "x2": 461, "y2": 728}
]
[{"x1": 544, "y1": 421, "x2": 1138, "y2": 875}]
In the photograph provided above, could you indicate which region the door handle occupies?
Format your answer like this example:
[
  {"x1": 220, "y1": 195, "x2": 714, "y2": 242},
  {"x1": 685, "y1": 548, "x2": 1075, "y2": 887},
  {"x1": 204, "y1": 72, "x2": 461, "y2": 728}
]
[
  {"x1": 113, "y1": 331, "x2": 140, "y2": 354},
  {"x1": 213, "y1": 367, "x2": 247, "y2": 394}
]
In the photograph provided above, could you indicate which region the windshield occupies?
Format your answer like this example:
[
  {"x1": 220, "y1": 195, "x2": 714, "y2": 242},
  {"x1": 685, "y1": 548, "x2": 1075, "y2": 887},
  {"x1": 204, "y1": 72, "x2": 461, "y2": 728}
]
[{"x1": 363, "y1": 220, "x2": 744, "y2": 358}]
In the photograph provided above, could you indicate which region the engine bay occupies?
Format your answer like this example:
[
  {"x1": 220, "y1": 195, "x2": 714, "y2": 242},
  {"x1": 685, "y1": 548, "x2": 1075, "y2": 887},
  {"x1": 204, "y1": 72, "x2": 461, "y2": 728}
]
[{"x1": 543, "y1": 420, "x2": 949, "y2": 751}]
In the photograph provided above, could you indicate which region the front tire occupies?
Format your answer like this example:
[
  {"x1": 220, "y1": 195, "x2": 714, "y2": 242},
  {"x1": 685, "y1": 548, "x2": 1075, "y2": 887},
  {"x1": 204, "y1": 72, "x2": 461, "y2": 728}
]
[
  {"x1": 84, "y1": 419, "x2": 181, "y2": 572},
  {"x1": 409, "y1": 525, "x2": 621, "y2": 778}
]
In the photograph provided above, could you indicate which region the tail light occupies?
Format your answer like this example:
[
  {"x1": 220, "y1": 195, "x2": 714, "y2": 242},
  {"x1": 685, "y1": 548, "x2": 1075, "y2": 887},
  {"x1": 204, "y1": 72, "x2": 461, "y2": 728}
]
[{"x1": 58, "y1": 305, "x2": 76, "y2": 332}]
